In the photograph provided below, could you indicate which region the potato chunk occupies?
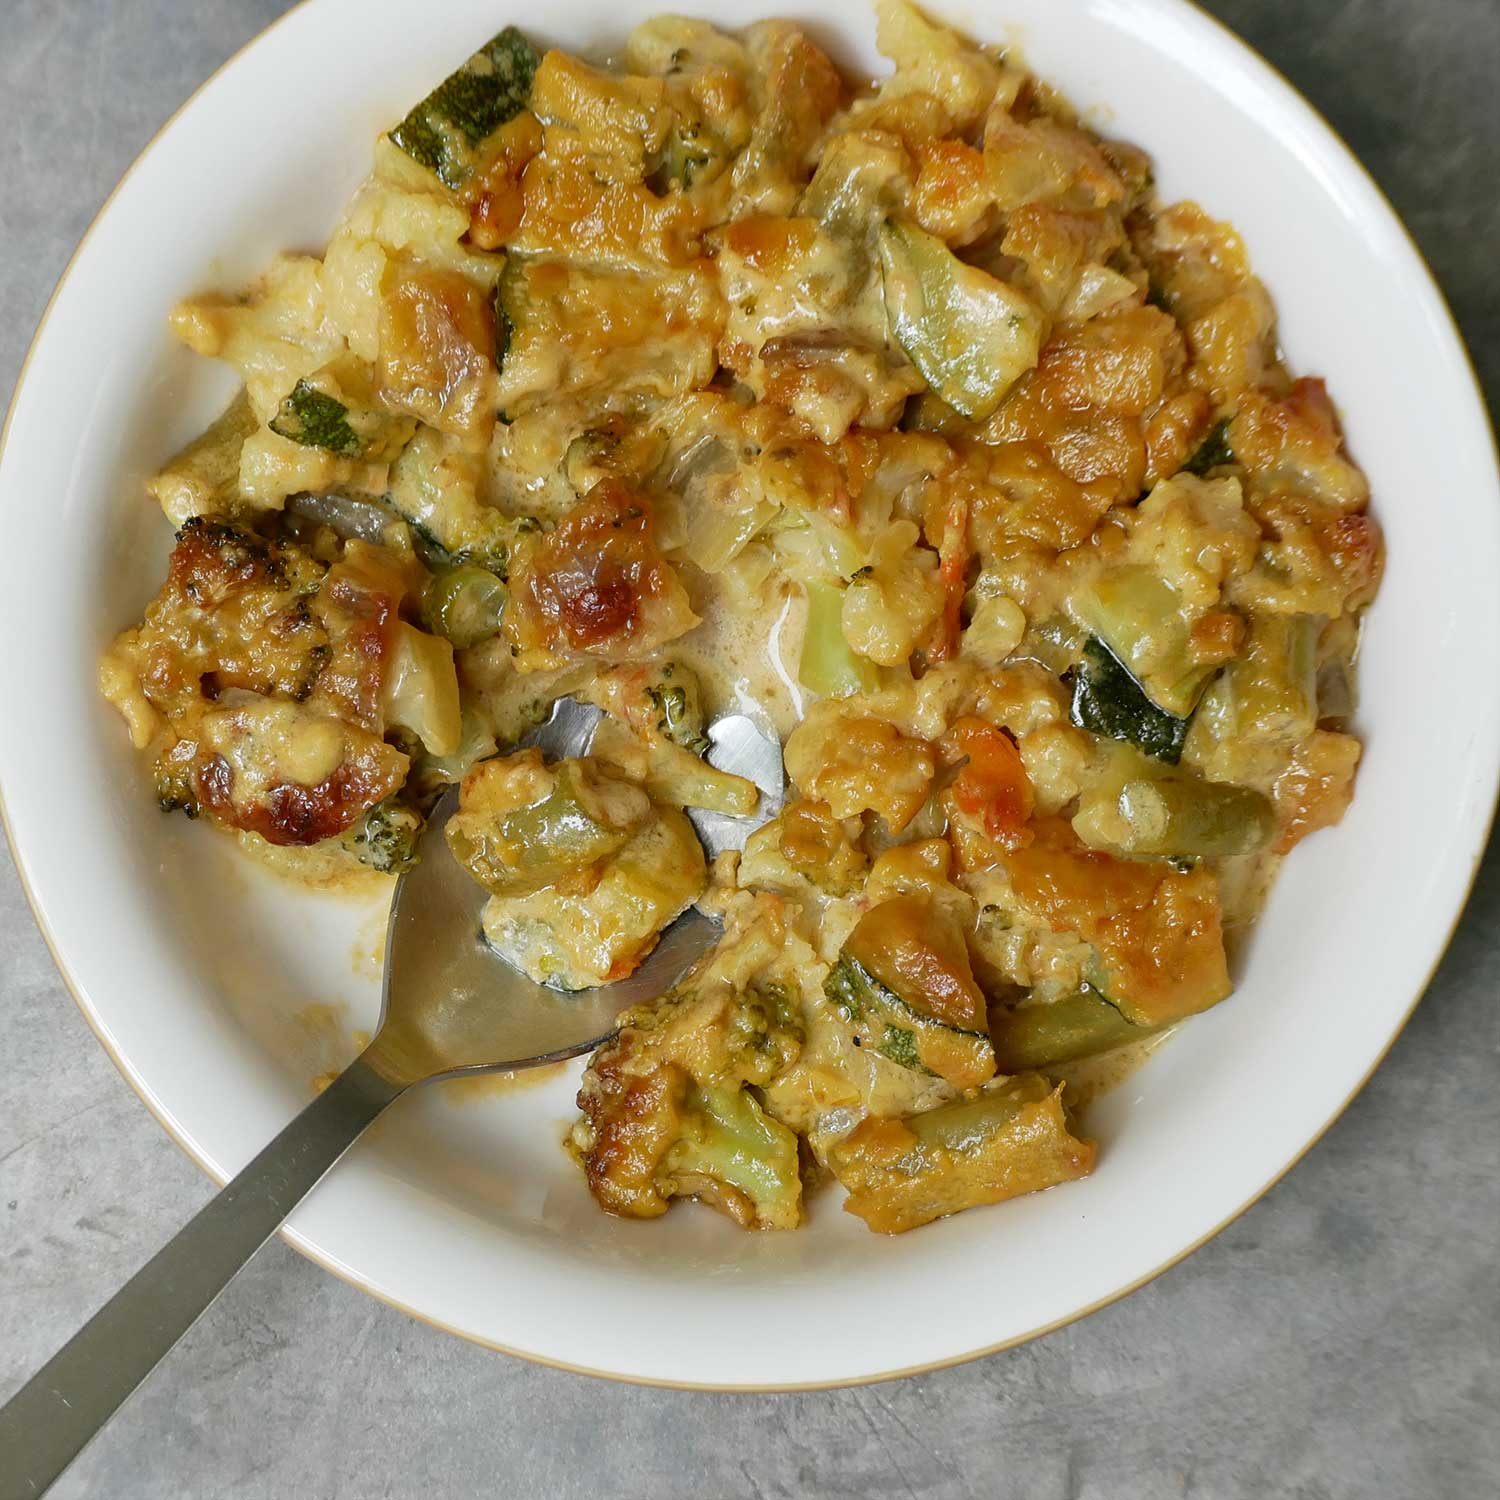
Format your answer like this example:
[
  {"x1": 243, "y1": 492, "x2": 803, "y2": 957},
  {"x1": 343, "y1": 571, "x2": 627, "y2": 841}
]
[{"x1": 830, "y1": 1075, "x2": 1096, "y2": 1233}]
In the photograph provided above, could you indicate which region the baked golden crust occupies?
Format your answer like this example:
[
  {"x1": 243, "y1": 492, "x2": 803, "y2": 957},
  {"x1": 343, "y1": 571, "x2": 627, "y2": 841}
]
[{"x1": 101, "y1": 1, "x2": 1382, "y2": 1234}]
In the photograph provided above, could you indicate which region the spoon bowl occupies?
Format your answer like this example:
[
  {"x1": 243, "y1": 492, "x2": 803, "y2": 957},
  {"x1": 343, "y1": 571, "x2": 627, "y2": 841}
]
[
  {"x1": 370, "y1": 696, "x2": 784, "y2": 1084},
  {"x1": 0, "y1": 699, "x2": 783, "y2": 1496}
]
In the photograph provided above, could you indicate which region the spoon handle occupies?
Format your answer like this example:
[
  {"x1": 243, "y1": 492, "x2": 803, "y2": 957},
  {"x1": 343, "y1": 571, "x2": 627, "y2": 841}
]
[{"x1": 0, "y1": 1055, "x2": 404, "y2": 1498}]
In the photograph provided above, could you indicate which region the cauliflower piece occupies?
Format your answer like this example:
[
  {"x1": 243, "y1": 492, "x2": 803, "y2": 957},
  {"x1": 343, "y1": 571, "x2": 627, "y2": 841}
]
[
  {"x1": 182, "y1": 698, "x2": 408, "y2": 845},
  {"x1": 970, "y1": 661, "x2": 1071, "y2": 736},
  {"x1": 1229, "y1": 378, "x2": 1370, "y2": 513},
  {"x1": 982, "y1": 108, "x2": 1125, "y2": 215},
  {"x1": 98, "y1": 518, "x2": 444, "y2": 852},
  {"x1": 738, "y1": 798, "x2": 868, "y2": 898},
  {"x1": 504, "y1": 481, "x2": 699, "y2": 669},
  {"x1": 169, "y1": 255, "x2": 342, "y2": 422},
  {"x1": 960, "y1": 591, "x2": 1026, "y2": 669},
  {"x1": 728, "y1": 22, "x2": 845, "y2": 217},
  {"x1": 874, "y1": 0, "x2": 1006, "y2": 134},
  {"x1": 841, "y1": 521, "x2": 947, "y2": 667},
  {"x1": 1017, "y1": 721, "x2": 1092, "y2": 816},
  {"x1": 1271, "y1": 729, "x2": 1361, "y2": 854},
  {"x1": 911, "y1": 140, "x2": 995, "y2": 247},
  {"x1": 1127, "y1": 472, "x2": 1259, "y2": 613},
  {"x1": 784, "y1": 706, "x2": 936, "y2": 831}
]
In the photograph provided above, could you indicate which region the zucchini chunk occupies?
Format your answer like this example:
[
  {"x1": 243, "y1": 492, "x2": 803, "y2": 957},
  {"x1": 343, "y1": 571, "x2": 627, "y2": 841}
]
[
  {"x1": 446, "y1": 751, "x2": 652, "y2": 898},
  {"x1": 1070, "y1": 637, "x2": 1192, "y2": 764},
  {"x1": 480, "y1": 807, "x2": 706, "y2": 989},
  {"x1": 829, "y1": 1074, "x2": 1096, "y2": 1233},
  {"x1": 388, "y1": 27, "x2": 541, "y2": 190},
  {"x1": 1224, "y1": 613, "x2": 1319, "y2": 743},
  {"x1": 990, "y1": 986, "x2": 1158, "y2": 1073},
  {"x1": 147, "y1": 389, "x2": 260, "y2": 526},
  {"x1": 827, "y1": 895, "x2": 995, "y2": 1090},
  {"x1": 1082, "y1": 774, "x2": 1272, "y2": 859},
  {"x1": 1072, "y1": 566, "x2": 1214, "y2": 718},
  {"x1": 268, "y1": 356, "x2": 415, "y2": 460},
  {"x1": 878, "y1": 218, "x2": 1044, "y2": 419}
]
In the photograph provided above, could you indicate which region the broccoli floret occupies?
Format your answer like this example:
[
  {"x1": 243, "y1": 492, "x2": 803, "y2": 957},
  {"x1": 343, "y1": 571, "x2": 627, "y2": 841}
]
[
  {"x1": 570, "y1": 952, "x2": 806, "y2": 1228},
  {"x1": 584, "y1": 660, "x2": 715, "y2": 757},
  {"x1": 660, "y1": 1082, "x2": 802, "y2": 1231},
  {"x1": 629, "y1": 660, "x2": 710, "y2": 755},
  {"x1": 646, "y1": 670, "x2": 711, "y2": 756},
  {"x1": 342, "y1": 797, "x2": 424, "y2": 874}
]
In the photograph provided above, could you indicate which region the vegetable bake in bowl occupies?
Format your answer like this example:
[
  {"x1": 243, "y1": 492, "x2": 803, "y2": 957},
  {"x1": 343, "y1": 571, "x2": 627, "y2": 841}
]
[{"x1": 2, "y1": 0, "x2": 1496, "y2": 1385}]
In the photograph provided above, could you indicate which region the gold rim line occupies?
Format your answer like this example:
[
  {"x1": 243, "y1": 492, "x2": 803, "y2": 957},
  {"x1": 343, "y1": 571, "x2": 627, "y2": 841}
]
[{"x1": 1, "y1": 0, "x2": 1498, "y2": 1394}]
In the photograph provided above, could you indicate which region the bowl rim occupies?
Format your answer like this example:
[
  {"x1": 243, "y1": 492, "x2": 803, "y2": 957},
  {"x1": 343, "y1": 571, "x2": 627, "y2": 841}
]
[{"x1": 2, "y1": 0, "x2": 1497, "y2": 1390}]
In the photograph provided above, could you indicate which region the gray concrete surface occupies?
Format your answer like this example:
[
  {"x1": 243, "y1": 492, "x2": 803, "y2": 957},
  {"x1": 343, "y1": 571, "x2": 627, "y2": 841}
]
[{"x1": 2, "y1": 0, "x2": 1497, "y2": 1495}]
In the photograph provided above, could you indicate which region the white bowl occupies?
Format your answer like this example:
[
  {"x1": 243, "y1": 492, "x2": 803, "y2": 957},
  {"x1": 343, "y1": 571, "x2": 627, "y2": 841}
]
[{"x1": 2, "y1": 0, "x2": 1496, "y2": 1389}]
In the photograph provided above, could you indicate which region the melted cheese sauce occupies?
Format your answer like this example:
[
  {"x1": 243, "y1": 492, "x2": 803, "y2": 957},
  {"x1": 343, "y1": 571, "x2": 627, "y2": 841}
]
[{"x1": 673, "y1": 576, "x2": 808, "y2": 739}]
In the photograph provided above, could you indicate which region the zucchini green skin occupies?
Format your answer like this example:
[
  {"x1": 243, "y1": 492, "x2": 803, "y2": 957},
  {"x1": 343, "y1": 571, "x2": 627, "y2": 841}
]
[
  {"x1": 826, "y1": 954, "x2": 992, "y2": 1087},
  {"x1": 1073, "y1": 567, "x2": 1212, "y2": 718},
  {"x1": 1070, "y1": 637, "x2": 1192, "y2": 764},
  {"x1": 493, "y1": 276, "x2": 515, "y2": 372},
  {"x1": 493, "y1": 252, "x2": 532, "y2": 381},
  {"x1": 268, "y1": 383, "x2": 364, "y2": 456},
  {"x1": 268, "y1": 360, "x2": 415, "y2": 460},
  {"x1": 389, "y1": 27, "x2": 540, "y2": 189},
  {"x1": 1182, "y1": 417, "x2": 1234, "y2": 475},
  {"x1": 991, "y1": 987, "x2": 1153, "y2": 1073}
]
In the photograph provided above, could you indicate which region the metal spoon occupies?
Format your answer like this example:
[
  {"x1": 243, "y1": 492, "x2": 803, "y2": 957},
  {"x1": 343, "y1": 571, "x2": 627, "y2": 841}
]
[{"x1": 0, "y1": 698, "x2": 784, "y2": 1497}]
